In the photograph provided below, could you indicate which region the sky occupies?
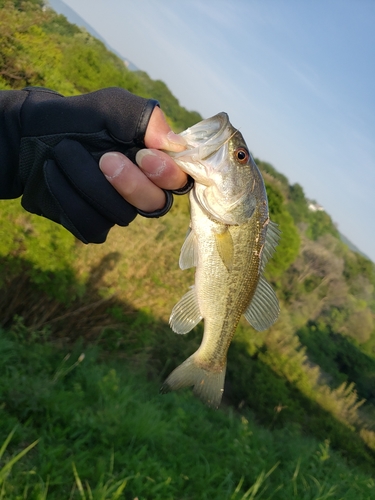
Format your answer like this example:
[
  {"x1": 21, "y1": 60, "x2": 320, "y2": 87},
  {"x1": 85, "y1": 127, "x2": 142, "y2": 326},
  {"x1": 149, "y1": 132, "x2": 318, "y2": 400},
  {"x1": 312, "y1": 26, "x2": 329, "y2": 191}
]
[{"x1": 51, "y1": 0, "x2": 375, "y2": 262}]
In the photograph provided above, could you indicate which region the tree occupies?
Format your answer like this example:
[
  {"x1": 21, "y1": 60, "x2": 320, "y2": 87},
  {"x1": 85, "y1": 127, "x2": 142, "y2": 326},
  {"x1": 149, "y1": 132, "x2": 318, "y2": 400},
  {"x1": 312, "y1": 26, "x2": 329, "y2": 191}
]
[
  {"x1": 306, "y1": 210, "x2": 339, "y2": 241},
  {"x1": 264, "y1": 182, "x2": 300, "y2": 278},
  {"x1": 288, "y1": 183, "x2": 310, "y2": 223}
]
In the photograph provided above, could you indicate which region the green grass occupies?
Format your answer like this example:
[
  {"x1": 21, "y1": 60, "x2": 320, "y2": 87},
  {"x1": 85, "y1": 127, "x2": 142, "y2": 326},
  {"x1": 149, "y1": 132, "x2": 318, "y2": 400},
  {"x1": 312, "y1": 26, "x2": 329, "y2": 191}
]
[
  {"x1": 0, "y1": 328, "x2": 374, "y2": 499},
  {"x1": 1, "y1": 198, "x2": 375, "y2": 497},
  {"x1": 1, "y1": 2, "x2": 375, "y2": 496}
]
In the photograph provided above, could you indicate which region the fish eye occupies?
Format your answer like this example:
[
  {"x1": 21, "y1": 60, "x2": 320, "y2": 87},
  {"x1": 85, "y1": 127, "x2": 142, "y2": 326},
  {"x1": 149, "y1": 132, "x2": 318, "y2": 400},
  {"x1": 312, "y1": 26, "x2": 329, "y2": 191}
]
[{"x1": 234, "y1": 147, "x2": 249, "y2": 164}]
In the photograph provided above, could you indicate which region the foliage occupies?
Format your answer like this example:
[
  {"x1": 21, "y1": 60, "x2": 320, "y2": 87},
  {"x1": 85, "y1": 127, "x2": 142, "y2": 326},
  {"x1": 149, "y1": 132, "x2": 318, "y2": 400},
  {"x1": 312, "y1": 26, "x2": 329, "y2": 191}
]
[
  {"x1": 1, "y1": 328, "x2": 375, "y2": 499},
  {"x1": 1, "y1": 1, "x2": 375, "y2": 497},
  {"x1": 298, "y1": 323, "x2": 375, "y2": 404},
  {"x1": 0, "y1": 199, "x2": 81, "y2": 304},
  {"x1": 344, "y1": 251, "x2": 375, "y2": 290},
  {"x1": 258, "y1": 158, "x2": 340, "y2": 243},
  {"x1": 256, "y1": 159, "x2": 289, "y2": 190},
  {"x1": 307, "y1": 210, "x2": 340, "y2": 241},
  {"x1": 277, "y1": 232, "x2": 375, "y2": 350},
  {"x1": 0, "y1": 0, "x2": 202, "y2": 129},
  {"x1": 0, "y1": 427, "x2": 39, "y2": 490},
  {"x1": 133, "y1": 70, "x2": 202, "y2": 131},
  {"x1": 228, "y1": 323, "x2": 375, "y2": 472},
  {"x1": 265, "y1": 182, "x2": 300, "y2": 278},
  {"x1": 287, "y1": 182, "x2": 311, "y2": 224}
]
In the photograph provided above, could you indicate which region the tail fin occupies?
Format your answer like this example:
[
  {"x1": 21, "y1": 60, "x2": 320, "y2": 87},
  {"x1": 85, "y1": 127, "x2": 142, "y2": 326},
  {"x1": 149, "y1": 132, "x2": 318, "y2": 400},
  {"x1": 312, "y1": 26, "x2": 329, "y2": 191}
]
[{"x1": 160, "y1": 354, "x2": 226, "y2": 409}]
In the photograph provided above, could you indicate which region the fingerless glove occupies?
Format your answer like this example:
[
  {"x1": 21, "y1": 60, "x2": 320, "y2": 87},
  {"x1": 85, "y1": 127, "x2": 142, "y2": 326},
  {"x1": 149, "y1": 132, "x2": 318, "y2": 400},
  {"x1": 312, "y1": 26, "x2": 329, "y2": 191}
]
[{"x1": 0, "y1": 87, "x2": 163, "y2": 243}]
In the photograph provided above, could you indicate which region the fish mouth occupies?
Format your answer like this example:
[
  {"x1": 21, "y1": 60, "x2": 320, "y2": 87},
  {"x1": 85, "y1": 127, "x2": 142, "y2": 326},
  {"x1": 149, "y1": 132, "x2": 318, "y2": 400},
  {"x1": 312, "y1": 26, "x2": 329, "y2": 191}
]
[
  {"x1": 168, "y1": 112, "x2": 236, "y2": 187},
  {"x1": 181, "y1": 112, "x2": 230, "y2": 147},
  {"x1": 171, "y1": 112, "x2": 232, "y2": 162}
]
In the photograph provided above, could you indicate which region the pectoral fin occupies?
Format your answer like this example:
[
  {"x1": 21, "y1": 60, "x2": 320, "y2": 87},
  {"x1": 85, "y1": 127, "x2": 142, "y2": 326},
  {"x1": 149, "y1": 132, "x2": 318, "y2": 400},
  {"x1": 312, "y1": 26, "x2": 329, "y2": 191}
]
[
  {"x1": 244, "y1": 276, "x2": 279, "y2": 331},
  {"x1": 179, "y1": 227, "x2": 198, "y2": 270},
  {"x1": 214, "y1": 228, "x2": 234, "y2": 272},
  {"x1": 169, "y1": 286, "x2": 203, "y2": 334}
]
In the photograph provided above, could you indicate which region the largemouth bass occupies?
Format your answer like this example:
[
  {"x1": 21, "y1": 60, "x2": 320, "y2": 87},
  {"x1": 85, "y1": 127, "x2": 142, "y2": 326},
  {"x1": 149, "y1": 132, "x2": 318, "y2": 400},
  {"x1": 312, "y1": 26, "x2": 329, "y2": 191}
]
[{"x1": 161, "y1": 112, "x2": 280, "y2": 408}]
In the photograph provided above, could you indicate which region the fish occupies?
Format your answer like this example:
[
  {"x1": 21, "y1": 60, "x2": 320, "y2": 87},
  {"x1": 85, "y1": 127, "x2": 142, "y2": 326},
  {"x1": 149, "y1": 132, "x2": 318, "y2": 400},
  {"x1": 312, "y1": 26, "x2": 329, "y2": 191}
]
[{"x1": 160, "y1": 112, "x2": 280, "y2": 408}]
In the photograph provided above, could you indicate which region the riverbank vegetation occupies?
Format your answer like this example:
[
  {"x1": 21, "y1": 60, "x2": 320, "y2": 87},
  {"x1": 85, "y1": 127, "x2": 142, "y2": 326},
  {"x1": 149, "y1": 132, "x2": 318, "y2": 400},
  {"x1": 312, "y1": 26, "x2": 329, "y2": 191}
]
[{"x1": 1, "y1": 1, "x2": 374, "y2": 498}]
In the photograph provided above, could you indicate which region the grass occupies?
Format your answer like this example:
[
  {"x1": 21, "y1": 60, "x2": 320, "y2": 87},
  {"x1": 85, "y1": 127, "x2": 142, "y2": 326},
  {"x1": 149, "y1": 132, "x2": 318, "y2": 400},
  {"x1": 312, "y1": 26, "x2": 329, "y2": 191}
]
[
  {"x1": 1, "y1": 197, "x2": 375, "y2": 494},
  {"x1": 0, "y1": 327, "x2": 374, "y2": 499},
  {"x1": 2, "y1": 3, "x2": 375, "y2": 495},
  {"x1": 1, "y1": 196, "x2": 375, "y2": 498}
]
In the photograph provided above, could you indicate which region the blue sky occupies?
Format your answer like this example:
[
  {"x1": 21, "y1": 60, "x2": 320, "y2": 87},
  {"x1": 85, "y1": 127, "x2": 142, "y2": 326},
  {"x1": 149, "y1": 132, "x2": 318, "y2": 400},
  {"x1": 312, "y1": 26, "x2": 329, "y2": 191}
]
[{"x1": 52, "y1": 0, "x2": 375, "y2": 262}]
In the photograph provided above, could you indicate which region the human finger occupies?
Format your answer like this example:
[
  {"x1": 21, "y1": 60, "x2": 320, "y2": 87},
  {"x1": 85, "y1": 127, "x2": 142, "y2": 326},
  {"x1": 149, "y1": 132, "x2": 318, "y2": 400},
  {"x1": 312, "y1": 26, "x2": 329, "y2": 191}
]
[
  {"x1": 144, "y1": 106, "x2": 187, "y2": 152},
  {"x1": 99, "y1": 152, "x2": 167, "y2": 212},
  {"x1": 135, "y1": 149, "x2": 188, "y2": 191}
]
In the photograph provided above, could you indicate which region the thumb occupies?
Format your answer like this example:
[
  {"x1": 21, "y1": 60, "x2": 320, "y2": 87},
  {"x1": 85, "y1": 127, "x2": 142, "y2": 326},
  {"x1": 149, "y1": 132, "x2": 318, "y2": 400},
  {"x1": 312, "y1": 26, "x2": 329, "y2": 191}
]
[{"x1": 144, "y1": 106, "x2": 187, "y2": 152}]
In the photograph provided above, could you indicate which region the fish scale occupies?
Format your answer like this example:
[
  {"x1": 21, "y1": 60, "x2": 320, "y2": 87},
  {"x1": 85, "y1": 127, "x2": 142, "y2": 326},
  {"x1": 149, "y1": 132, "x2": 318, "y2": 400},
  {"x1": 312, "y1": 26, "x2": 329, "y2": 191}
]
[{"x1": 161, "y1": 112, "x2": 280, "y2": 408}]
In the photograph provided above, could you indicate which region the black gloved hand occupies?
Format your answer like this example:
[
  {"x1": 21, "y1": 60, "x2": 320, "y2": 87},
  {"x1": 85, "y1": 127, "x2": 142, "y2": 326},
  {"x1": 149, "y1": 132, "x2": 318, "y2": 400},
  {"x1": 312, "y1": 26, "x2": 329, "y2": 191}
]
[{"x1": 2, "y1": 86, "x2": 166, "y2": 243}]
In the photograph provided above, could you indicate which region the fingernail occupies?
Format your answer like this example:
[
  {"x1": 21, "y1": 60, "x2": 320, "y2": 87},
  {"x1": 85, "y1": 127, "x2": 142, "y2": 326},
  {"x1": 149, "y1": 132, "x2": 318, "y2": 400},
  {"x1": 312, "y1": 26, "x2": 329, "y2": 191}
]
[
  {"x1": 99, "y1": 152, "x2": 125, "y2": 179},
  {"x1": 166, "y1": 131, "x2": 187, "y2": 149},
  {"x1": 136, "y1": 149, "x2": 166, "y2": 177}
]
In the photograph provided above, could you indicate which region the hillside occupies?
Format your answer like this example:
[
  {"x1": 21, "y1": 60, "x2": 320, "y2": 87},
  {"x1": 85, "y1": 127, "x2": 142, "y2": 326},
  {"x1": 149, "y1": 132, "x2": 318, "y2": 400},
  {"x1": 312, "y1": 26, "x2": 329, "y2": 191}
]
[
  {"x1": 1, "y1": 1, "x2": 375, "y2": 498},
  {"x1": 340, "y1": 232, "x2": 372, "y2": 261},
  {"x1": 47, "y1": 0, "x2": 139, "y2": 70},
  {"x1": 0, "y1": 0, "x2": 201, "y2": 131}
]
